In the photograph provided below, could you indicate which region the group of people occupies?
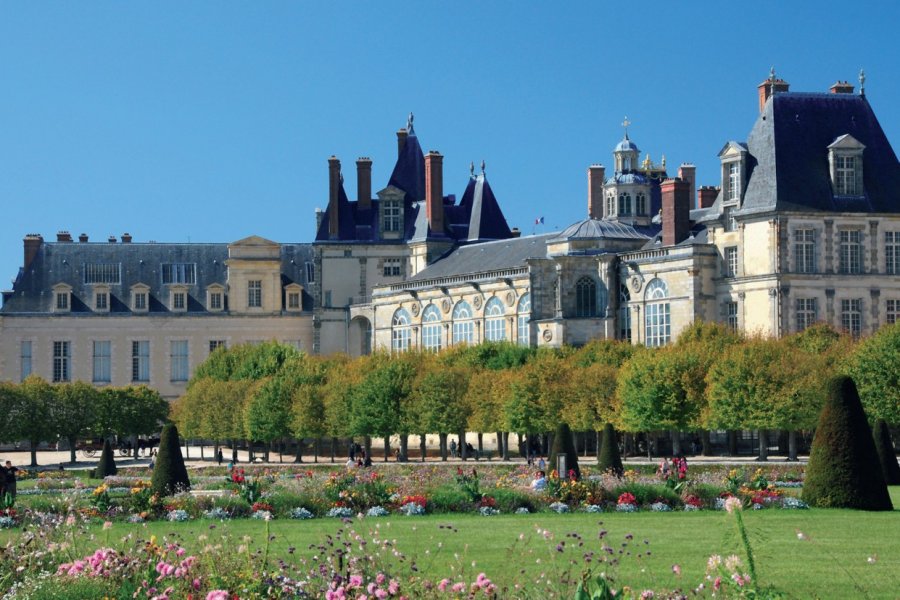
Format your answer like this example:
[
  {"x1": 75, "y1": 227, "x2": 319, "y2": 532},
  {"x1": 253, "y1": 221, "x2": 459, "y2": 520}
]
[
  {"x1": 346, "y1": 442, "x2": 373, "y2": 468},
  {"x1": 448, "y1": 439, "x2": 475, "y2": 459},
  {"x1": 1, "y1": 460, "x2": 19, "y2": 500},
  {"x1": 657, "y1": 455, "x2": 689, "y2": 480}
]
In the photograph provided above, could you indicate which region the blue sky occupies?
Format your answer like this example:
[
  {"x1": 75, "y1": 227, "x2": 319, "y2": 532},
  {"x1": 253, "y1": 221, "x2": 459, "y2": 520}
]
[{"x1": 2, "y1": 2, "x2": 899, "y2": 286}]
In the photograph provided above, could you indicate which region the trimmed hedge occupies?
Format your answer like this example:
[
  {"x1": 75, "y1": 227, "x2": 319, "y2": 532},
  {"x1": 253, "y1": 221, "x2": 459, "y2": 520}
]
[
  {"x1": 597, "y1": 423, "x2": 624, "y2": 476},
  {"x1": 151, "y1": 424, "x2": 191, "y2": 496},
  {"x1": 802, "y1": 377, "x2": 892, "y2": 510},
  {"x1": 95, "y1": 439, "x2": 118, "y2": 478},
  {"x1": 873, "y1": 419, "x2": 900, "y2": 485}
]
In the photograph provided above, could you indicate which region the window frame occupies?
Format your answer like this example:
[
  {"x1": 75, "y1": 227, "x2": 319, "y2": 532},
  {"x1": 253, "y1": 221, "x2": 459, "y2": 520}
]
[
  {"x1": 391, "y1": 308, "x2": 412, "y2": 352},
  {"x1": 452, "y1": 300, "x2": 475, "y2": 345},
  {"x1": 839, "y1": 230, "x2": 863, "y2": 274},
  {"x1": 793, "y1": 228, "x2": 817, "y2": 273},
  {"x1": 247, "y1": 280, "x2": 263, "y2": 308},
  {"x1": 421, "y1": 304, "x2": 442, "y2": 351},
  {"x1": 53, "y1": 340, "x2": 71, "y2": 383},
  {"x1": 20, "y1": 340, "x2": 33, "y2": 381},
  {"x1": 517, "y1": 293, "x2": 531, "y2": 346},
  {"x1": 92, "y1": 340, "x2": 111, "y2": 383},
  {"x1": 841, "y1": 298, "x2": 862, "y2": 337},
  {"x1": 170, "y1": 340, "x2": 189, "y2": 382},
  {"x1": 575, "y1": 276, "x2": 598, "y2": 318},
  {"x1": 484, "y1": 297, "x2": 506, "y2": 342},
  {"x1": 796, "y1": 298, "x2": 818, "y2": 332},
  {"x1": 131, "y1": 340, "x2": 150, "y2": 383},
  {"x1": 644, "y1": 279, "x2": 671, "y2": 347}
]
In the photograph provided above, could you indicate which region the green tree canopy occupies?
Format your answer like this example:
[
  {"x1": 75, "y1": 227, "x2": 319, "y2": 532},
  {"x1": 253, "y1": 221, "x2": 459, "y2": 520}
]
[
  {"x1": 846, "y1": 322, "x2": 900, "y2": 424},
  {"x1": 53, "y1": 381, "x2": 99, "y2": 464}
]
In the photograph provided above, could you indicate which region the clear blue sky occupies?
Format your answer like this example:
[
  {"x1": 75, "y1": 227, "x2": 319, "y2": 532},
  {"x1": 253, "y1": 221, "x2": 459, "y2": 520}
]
[{"x1": 2, "y1": 2, "x2": 899, "y2": 286}]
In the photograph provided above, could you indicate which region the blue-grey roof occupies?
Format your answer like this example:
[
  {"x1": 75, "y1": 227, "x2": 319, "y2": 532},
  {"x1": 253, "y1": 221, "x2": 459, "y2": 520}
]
[
  {"x1": 2, "y1": 240, "x2": 315, "y2": 314},
  {"x1": 407, "y1": 234, "x2": 556, "y2": 281},
  {"x1": 459, "y1": 174, "x2": 512, "y2": 241},
  {"x1": 615, "y1": 136, "x2": 639, "y2": 153},
  {"x1": 605, "y1": 172, "x2": 650, "y2": 185},
  {"x1": 552, "y1": 219, "x2": 652, "y2": 242},
  {"x1": 740, "y1": 92, "x2": 900, "y2": 215}
]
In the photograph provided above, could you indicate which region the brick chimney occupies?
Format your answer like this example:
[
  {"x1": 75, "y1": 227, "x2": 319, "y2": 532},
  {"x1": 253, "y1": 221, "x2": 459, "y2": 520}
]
[
  {"x1": 587, "y1": 164, "x2": 605, "y2": 219},
  {"x1": 121, "y1": 233, "x2": 133, "y2": 243},
  {"x1": 757, "y1": 76, "x2": 790, "y2": 113},
  {"x1": 23, "y1": 234, "x2": 43, "y2": 270},
  {"x1": 356, "y1": 157, "x2": 372, "y2": 211},
  {"x1": 108, "y1": 235, "x2": 117, "y2": 243},
  {"x1": 78, "y1": 233, "x2": 89, "y2": 243},
  {"x1": 425, "y1": 151, "x2": 444, "y2": 236},
  {"x1": 830, "y1": 80, "x2": 854, "y2": 94},
  {"x1": 677, "y1": 164, "x2": 696, "y2": 209},
  {"x1": 661, "y1": 178, "x2": 691, "y2": 246},
  {"x1": 397, "y1": 128, "x2": 408, "y2": 157},
  {"x1": 697, "y1": 186, "x2": 718, "y2": 209},
  {"x1": 328, "y1": 156, "x2": 341, "y2": 239},
  {"x1": 56, "y1": 231, "x2": 73, "y2": 242}
]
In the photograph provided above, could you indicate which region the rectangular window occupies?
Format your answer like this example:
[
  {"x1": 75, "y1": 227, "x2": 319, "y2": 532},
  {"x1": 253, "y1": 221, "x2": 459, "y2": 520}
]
[
  {"x1": 794, "y1": 229, "x2": 816, "y2": 273},
  {"x1": 726, "y1": 302, "x2": 739, "y2": 332},
  {"x1": 305, "y1": 261, "x2": 316, "y2": 283},
  {"x1": 324, "y1": 290, "x2": 332, "y2": 307},
  {"x1": 132, "y1": 340, "x2": 150, "y2": 382},
  {"x1": 170, "y1": 340, "x2": 189, "y2": 382},
  {"x1": 161, "y1": 263, "x2": 196, "y2": 285},
  {"x1": 886, "y1": 232, "x2": 900, "y2": 275},
  {"x1": 382, "y1": 200, "x2": 401, "y2": 232},
  {"x1": 796, "y1": 298, "x2": 818, "y2": 332},
  {"x1": 56, "y1": 292, "x2": 69, "y2": 310},
  {"x1": 287, "y1": 291, "x2": 301, "y2": 309},
  {"x1": 723, "y1": 207, "x2": 737, "y2": 232},
  {"x1": 83, "y1": 263, "x2": 121, "y2": 284},
  {"x1": 645, "y1": 302, "x2": 671, "y2": 347},
  {"x1": 20, "y1": 341, "x2": 32, "y2": 381},
  {"x1": 887, "y1": 299, "x2": 899, "y2": 326},
  {"x1": 209, "y1": 291, "x2": 223, "y2": 311},
  {"x1": 383, "y1": 258, "x2": 402, "y2": 277},
  {"x1": 172, "y1": 291, "x2": 186, "y2": 310},
  {"x1": 835, "y1": 155, "x2": 858, "y2": 195},
  {"x1": 724, "y1": 246, "x2": 738, "y2": 277},
  {"x1": 248, "y1": 280, "x2": 262, "y2": 308},
  {"x1": 727, "y1": 162, "x2": 741, "y2": 202},
  {"x1": 133, "y1": 292, "x2": 147, "y2": 311},
  {"x1": 839, "y1": 230, "x2": 862, "y2": 274},
  {"x1": 95, "y1": 292, "x2": 108, "y2": 310},
  {"x1": 53, "y1": 341, "x2": 70, "y2": 383},
  {"x1": 209, "y1": 340, "x2": 226, "y2": 353},
  {"x1": 92, "y1": 341, "x2": 111, "y2": 383},
  {"x1": 841, "y1": 298, "x2": 862, "y2": 337}
]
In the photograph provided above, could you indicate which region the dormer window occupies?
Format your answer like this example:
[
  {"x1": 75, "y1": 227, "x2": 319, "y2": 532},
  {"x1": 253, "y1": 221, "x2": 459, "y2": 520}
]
[
  {"x1": 718, "y1": 141, "x2": 748, "y2": 206},
  {"x1": 284, "y1": 283, "x2": 303, "y2": 312},
  {"x1": 131, "y1": 283, "x2": 150, "y2": 313},
  {"x1": 382, "y1": 199, "x2": 401, "y2": 232},
  {"x1": 206, "y1": 284, "x2": 225, "y2": 312},
  {"x1": 93, "y1": 285, "x2": 110, "y2": 313},
  {"x1": 727, "y1": 163, "x2": 741, "y2": 202},
  {"x1": 169, "y1": 285, "x2": 189, "y2": 312},
  {"x1": 56, "y1": 291, "x2": 69, "y2": 311},
  {"x1": 52, "y1": 283, "x2": 72, "y2": 313},
  {"x1": 828, "y1": 135, "x2": 865, "y2": 196}
]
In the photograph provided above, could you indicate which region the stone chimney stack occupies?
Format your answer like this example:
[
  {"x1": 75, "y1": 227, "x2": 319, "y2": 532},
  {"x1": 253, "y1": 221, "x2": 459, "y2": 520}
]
[
  {"x1": 830, "y1": 80, "x2": 854, "y2": 94},
  {"x1": 78, "y1": 233, "x2": 89, "y2": 243},
  {"x1": 425, "y1": 151, "x2": 444, "y2": 236},
  {"x1": 697, "y1": 186, "x2": 718, "y2": 209},
  {"x1": 23, "y1": 234, "x2": 43, "y2": 270},
  {"x1": 397, "y1": 129, "x2": 408, "y2": 157},
  {"x1": 661, "y1": 178, "x2": 691, "y2": 246},
  {"x1": 108, "y1": 235, "x2": 117, "y2": 243},
  {"x1": 757, "y1": 75, "x2": 790, "y2": 113},
  {"x1": 56, "y1": 231, "x2": 73, "y2": 242},
  {"x1": 677, "y1": 164, "x2": 696, "y2": 209},
  {"x1": 587, "y1": 164, "x2": 605, "y2": 219},
  {"x1": 356, "y1": 157, "x2": 372, "y2": 211},
  {"x1": 328, "y1": 156, "x2": 341, "y2": 239},
  {"x1": 121, "y1": 233, "x2": 133, "y2": 243}
]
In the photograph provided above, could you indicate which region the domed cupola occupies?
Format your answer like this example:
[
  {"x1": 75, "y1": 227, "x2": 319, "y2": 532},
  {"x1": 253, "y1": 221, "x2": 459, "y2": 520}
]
[{"x1": 613, "y1": 117, "x2": 640, "y2": 173}]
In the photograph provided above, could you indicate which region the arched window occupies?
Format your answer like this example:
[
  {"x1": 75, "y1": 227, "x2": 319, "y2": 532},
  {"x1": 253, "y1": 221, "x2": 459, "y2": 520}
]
[
  {"x1": 606, "y1": 193, "x2": 615, "y2": 217},
  {"x1": 636, "y1": 193, "x2": 647, "y2": 215},
  {"x1": 391, "y1": 308, "x2": 411, "y2": 352},
  {"x1": 421, "y1": 304, "x2": 442, "y2": 351},
  {"x1": 575, "y1": 276, "x2": 597, "y2": 318},
  {"x1": 618, "y1": 193, "x2": 632, "y2": 215},
  {"x1": 517, "y1": 293, "x2": 531, "y2": 346},
  {"x1": 452, "y1": 300, "x2": 475, "y2": 345},
  {"x1": 619, "y1": 285, "x2": 631, "y2": 341},
  {"x1": 644, "y1": 279, "x2": 670, "y2": 347},
  {"x1": 484, "y1": 297, "x2": 506, "y2": 342}
]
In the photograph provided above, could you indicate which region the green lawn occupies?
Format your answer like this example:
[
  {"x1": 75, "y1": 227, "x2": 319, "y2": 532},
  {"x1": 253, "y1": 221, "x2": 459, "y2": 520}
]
[{"x1": 10, "y1": 487, "x2": 895, "y2": 599}]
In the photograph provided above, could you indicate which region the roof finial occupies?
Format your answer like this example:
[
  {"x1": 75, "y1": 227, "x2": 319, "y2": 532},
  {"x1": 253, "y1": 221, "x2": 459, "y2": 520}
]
[
  {"x1": 769, "y1": 66, "x2": 777, "y2": 96},
  {"x1": 859, "y1": 69, "x2": 866, "y2": 96},
  {"x1": 622, "y1": 116, "x2": 631, "y2": 139},
  {"x1": 407, "y1": 112, "x2": 415, "y2": 135},
  {"x1": 469, "y1": 161, "x2": 475, "y2": 177},
  {"x1": 480, "y1": 159, "x2": 486, "y2": 175}
]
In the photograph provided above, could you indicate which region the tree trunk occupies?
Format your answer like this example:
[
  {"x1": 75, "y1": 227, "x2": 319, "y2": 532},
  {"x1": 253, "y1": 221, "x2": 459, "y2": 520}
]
[
  {"x1": 295, "y1": 438, "x2": 303, "y2": 463},
  {"x1": 502, "y1": 432, "x2": 510, "y2": 461},
  {"x1": 495, "y1": 431, "x2": 504, "y2": 461},
  {"x1": 330, "y1": 437, "x2": 337, "y2": 463},
  {"x1": 517, "y1": 432, "x2": 525, "y2": 457},
  {"x1": 30, "y1": 442, "x2": 38, "y2": 467},
  {"x1": 727, "y1": 431, "x2": 738, "y2": 456},
  {"x1": 439, "y1": 433, "x2": 447, "y2": 461},
  {"x1": 460, "y1": 430, "x2": 468, "y2": 461},
  {"x1": 757, "y1": 429, "x2": 769, "y2": 461},
  {"x1": 787, "y1": 430, "x2": 798, "y2": 462},
  {"x1": 671, "y1": 430, "x2": 681, "y2": 456},
  {"x1": 200, "y1": 442, "x2": 205, "y2": 461},
  {"x1": 68, "y1": 436, "x2": 77, "y2": 464},
  {"x1": 701, "y1": 430, "x2": 712, "y2": 456},
  {"x1": 185, "y1": 439, "x2": 190, "y2": 460},
  {"x1": 476, "y1": 433, "x2": 483, "y2": 460},
  {"x1": 419, "y1": 434, "x2": 427, "y2": 462},
  {"x1": 265, "y1": 441, "x2": 271, "y2": 462},
  {"x1": 399, "y1": 434, "x2": 408, "y2": 462},
  {"x1": 364, "y1": 436, "x2": 372, "y2": 458},
  {"x1": 231, "y1": 441, "x2": 238, "y2": 463},
  {"x1": 315, "y1": 438, "x2": 321, "y2": 463},
  {"x1": 383, "y1": 436, "x2": 390, "y2": 462}
]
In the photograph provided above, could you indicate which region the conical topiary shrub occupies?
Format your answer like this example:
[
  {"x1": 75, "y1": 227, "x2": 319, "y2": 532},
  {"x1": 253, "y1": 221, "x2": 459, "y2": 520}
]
[
  {"x1": 802, "y1": 377, "x2": 892, "y2": 510},
  {"x1": 873, "y1": 419, "x2": 900, "y2": 485},
  {"x1": 94, "y1": 439, "x2": 118, "y2": 478},
  {"x1": 151, "y1": 424, "x2": 191, "y2": 496},
  {"x1": 597, "y1": 423, "x2": 624, "y2": 476},
  {"x1": 548, "y1": 422, "x2": 580, "y2": 480}
]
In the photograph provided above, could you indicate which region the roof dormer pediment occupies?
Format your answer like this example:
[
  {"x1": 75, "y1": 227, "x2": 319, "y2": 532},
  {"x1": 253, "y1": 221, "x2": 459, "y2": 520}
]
[
  {"x1": 228, "y1": 235, "x2": 280, "y2": 261},
  {"x1": 828, "y1": 134, "x2": 866, "y2": 151},
  {"x1": 718, "y1": 141, "x2": 749, "y2": 159},
  {"x1": 376, "y1": 185, "x2": 406, "y2": 200}
]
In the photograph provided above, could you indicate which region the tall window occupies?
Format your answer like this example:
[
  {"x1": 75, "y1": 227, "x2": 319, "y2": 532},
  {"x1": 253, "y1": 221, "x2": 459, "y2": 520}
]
[
  {"x1": 618, "y1": 285, "x2": 632, "y2": 341},
  {"x1": 20, "y1": 341, "x2": 32, "y2": 381},
  {"x1": 886, "y1": 232, "x2": 900, "y2": 274},
  {"x1": 794, "y1": 229, "x2": 816, "y2": 273},
  {"x1": 834, "y1": 155, "x2": 858, "y2": 195},
  {"x1": 53, "y1": 341, "x2": 70, "y2": 383},
  {"x1": 92, "y1": 341, "x2": 111, "y2": 383},
  {"x1": 517, "y1": 293, "x2": 531, "y2": 346},
  {"x1": 606, "y1": 194, "x2": 615, "y2": 217},
  {"x1": 382, "y1": 200, "x2": 401, "y2": 232},
  {"x1": 644, "y1": 279, "x2": 671, "y2": 347},
  {"x1": 484, "y1": 297, "x2": 506, "y2": 342},
  {"x1": 161, "y1": 263, "x2": 196, "y2": 285},
  {"x1": 421, "y1": 305, "x2": 442, "y2": 351},
  {"x1": 248, "y1": 280, "x2": 262, "y2": 308},
  {"x1": 726, "y1": 302, "x2": 739, "y2": 332},
  {"x1": 887, "y1": 299, "x2": 899, "y2": 326},
  {"x1": 724, "y1": 246, "x2": 738, "y2": 277},
  {"x1": 839, "y1": 230, "x2": 862, "y2": 274},
  {"x1": 723, "y1": 207, "x2": 737, "y2": 232},
  {"x1": 575, "y1": 276, "x2": 597, "y2": 317},
  {"x1": 636, "y1": 193, "x2": 647, "y2": 215},
  {"x1": 452, "y1": 300, "x2": 475, "y2": 345},
  {"x1": 796, "y1": 298, "x2": 818, "y2": 332},
  {"x1": 391, "y1": 308, "x2": 411, "y2": 352},
  {"x1": 132, "y1": 340, "x2": 150, "y2": 382},
  {"x1": 841, "y1": 298, "x2": 862, "y2": 337},
  {"x1": 305, "y1": 261, "x2": 316, "y2": 283},
  {"x1": 727, "y1": 162, "x2": 741, "y2": 202},
  {"x1": 170, "y1": 340, "x2": 189, "y2": 382},
  {"x1": 618, "y1": 193, "x2": 632, "y2": 215}
]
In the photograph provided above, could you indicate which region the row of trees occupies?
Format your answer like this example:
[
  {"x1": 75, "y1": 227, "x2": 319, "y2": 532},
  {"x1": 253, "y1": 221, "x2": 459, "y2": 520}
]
[
  {"x1": 0, "y1": 377, "x2": 169, "y2": 465},
  {"x1": 172, "y1": 321, "x2": 900, "y2": 463}
]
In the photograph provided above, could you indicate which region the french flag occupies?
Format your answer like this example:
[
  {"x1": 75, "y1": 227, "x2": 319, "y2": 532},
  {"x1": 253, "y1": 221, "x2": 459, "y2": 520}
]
[{"x1": 535, "y1": 217, "x2": 544, "y2": 225}]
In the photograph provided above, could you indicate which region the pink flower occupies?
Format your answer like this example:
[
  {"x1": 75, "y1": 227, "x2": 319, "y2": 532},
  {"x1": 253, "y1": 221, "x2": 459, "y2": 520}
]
[
  {"x1": 387, "y1": 579, "x2": 399, "y2": 594},
  {"x1": 102, "y1": 521, "x2": 113, "y2": 530},
  {"x1": 375, "y1": 573, "x2": 386, "y2": 585},
  {"x1": 451, "y1": 582, "x2": 466, "y2": 593},
  {"x1": 438, "y1": 578, "x2": 450, "y2": 592},
  {"x1": 349, "y1": 575, "x2": 363, "y2": 588},
  {"x1": 375, "y1": 590, "x2": 388, "y2": 599},
  {"x1": 724, "y1": 497, "x2": 742, "y2": 514},
  {"x1": 713, "y1": 577, "x2": 722, "y2": 591},
  {"x1": 672, "y1": 564, "x2": 681, "y2": 576}
]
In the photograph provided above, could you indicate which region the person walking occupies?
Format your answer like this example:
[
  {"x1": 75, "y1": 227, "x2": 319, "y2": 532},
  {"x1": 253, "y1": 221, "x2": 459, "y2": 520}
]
[
  {"x1": 4, "y1": 461, "x2": 20, "y2": 500},
  {"x1": 450, "y1": 439, "x2": 457, "y2": 459}
]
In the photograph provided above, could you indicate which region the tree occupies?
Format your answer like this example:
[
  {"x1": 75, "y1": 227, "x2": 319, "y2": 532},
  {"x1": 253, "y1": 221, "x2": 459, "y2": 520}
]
[
  {"x1": 416, "y1": 359, "x2": 469, "y2": 460},
  {"x1": 350, "y1": 353, "x2": 416, "y2": 461},
  {"x1": 151, "y1": 423, "x2": 191, "y2": 496},
  {"x1": 802, "y1": 377, "x2": 892, "y2": 510},
  {"x1": 53, "y1": 381, "x2": 98, "y2": 464},
  {"x1": 846, "y1": 322, "x2": 900, "y2": 425},
  {"x1": 872, "y1": 419, "x2": 900, "y2": 485},
  {"x1": 245, "y1": 376, "x2": 292, "y2": 461},
  {"x1": 597, "y1": 423, "x2": 623, "y2": 475},
  {"x1": 0, "y1": 382, "x2": 23, "y2": 446},
  {"x1": 120, "y1": 386, "x2": 169, "y2": 444},
  {"x1": 95, "y1": 438, "x2": 118, "y2": 478},
  {"x1": 13, "y1": 376, "x2": 55, "y2": 466}
]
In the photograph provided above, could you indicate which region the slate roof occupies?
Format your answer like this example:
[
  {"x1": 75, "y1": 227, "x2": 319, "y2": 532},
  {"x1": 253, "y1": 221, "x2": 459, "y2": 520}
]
[
  {"x1": 551, "y1": 219, "x2": 652, "y2": 242},
  {"x1": 407, "y1": 234, "x2": 556, "y2": 281},
  {"x1": 740, "y1": 92, "x2": 900, "y2": 215},
  {"x1": 2, "y1": 240, "x2": 315, "y2": 314},
  {"x1": 459, "y1": 174, "x2": 512, "y2": 241}
]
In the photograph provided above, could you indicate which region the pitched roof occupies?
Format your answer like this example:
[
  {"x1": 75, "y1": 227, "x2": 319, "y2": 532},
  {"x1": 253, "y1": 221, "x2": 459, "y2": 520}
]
[
  {"x1": 407, "y1": 233, "x2": 555, "y2": 281},
  {"x1": 458, "y1": 174, "x2": 512, "y2": 241}
]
